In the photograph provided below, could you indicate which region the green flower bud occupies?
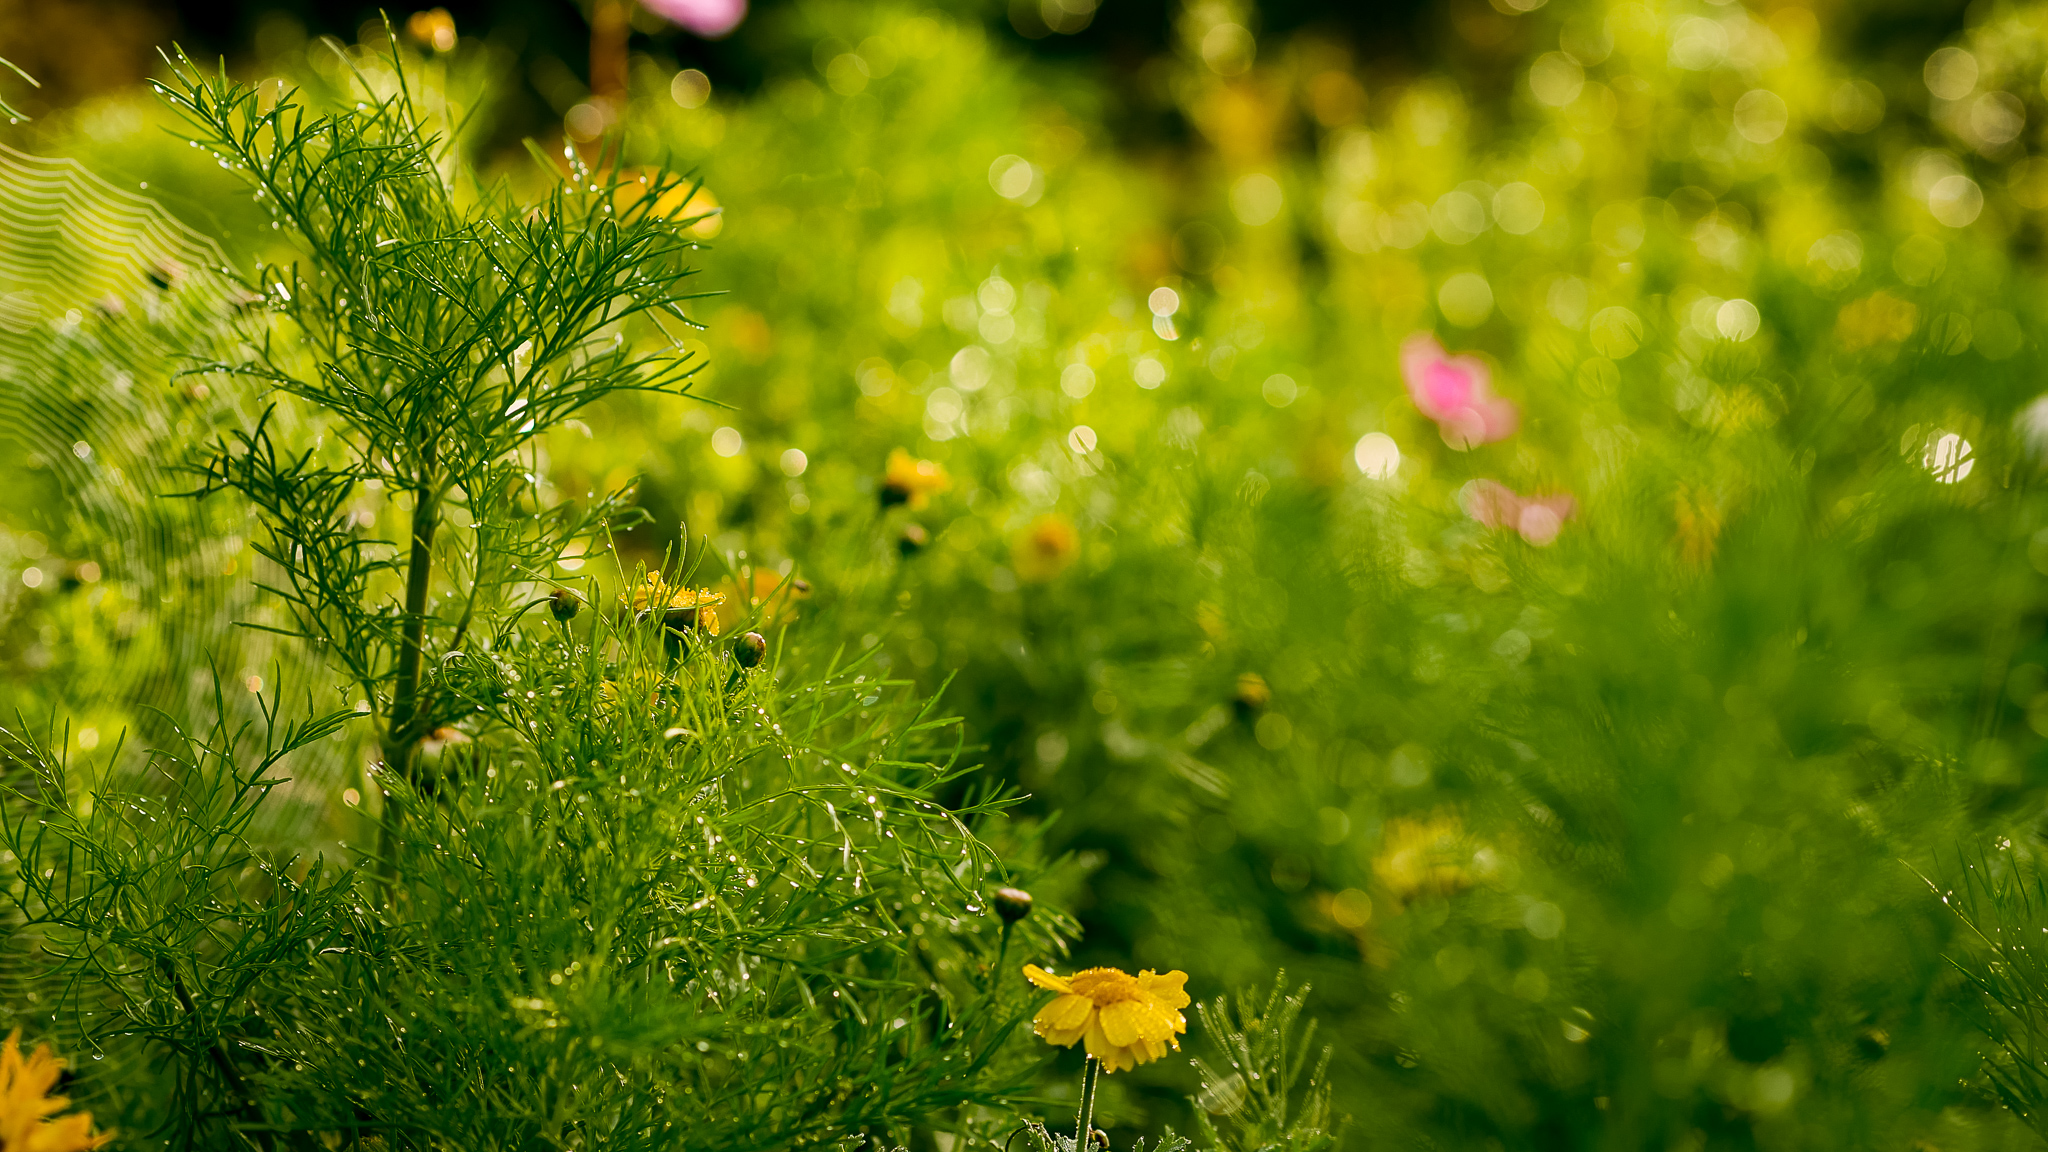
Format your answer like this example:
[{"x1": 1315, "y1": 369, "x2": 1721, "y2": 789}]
[
  {"x1": 993, "y1": 886, "x2": 1034, "y2": 924},
  {"x1": 734, "y1": 631, "x2": 767, "y2": 669},
  {"x1": 898, "y1": 522, "x2": 930, "y2": 556},
  {"x1": 550, "y1": 588, "x2": 583, "y2": 621}
]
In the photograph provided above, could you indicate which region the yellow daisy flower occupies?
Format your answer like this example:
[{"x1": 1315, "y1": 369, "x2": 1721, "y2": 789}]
[
  {"x1": 1012, "y1": 514, "x2": 1078, "y2": 583},
  {"x1": 0, "y1": 1029, "x2": 112, "y2": 1151},
  {"x1": 881, "y1": 448, "x2": 950, "y2": 510},
  {"x1": 1022, "y1": 964, "x2": 1190, "y2": 1073},
  {"x1": 625, "y1": 577, "x2": 725, "y2": 636}
]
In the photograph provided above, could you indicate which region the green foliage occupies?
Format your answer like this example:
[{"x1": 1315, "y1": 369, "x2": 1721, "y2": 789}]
[
  {"x1": 156, "y1": 43, "x2": 712, "y2": 774},
  {"x1": 1940, "y1": 846, "x2": 2048, "y2": 1140},
  {"x1": 1010, "y1": 1120, "x2": 1190, "y2": 1152},
  {"x1": 1, "y1": 40, "x2": 1059, "y2": 1152},
  {"x1": 1187, "y1": 979, "x2": 1334, "y2": 1152},
  {"x1": 0, "y1": 56, "x2": 34, "y2": 122}
]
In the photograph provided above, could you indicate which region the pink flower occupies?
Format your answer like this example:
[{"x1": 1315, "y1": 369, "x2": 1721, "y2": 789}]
[
  {"x1": 1401, "y1": 333, "x2": 1519, "y2": 450},
  {"x1": 641, "y1": 0, "x2": 747, "y2": 37},
  {"x1": 1462, "y1": 480, "x2": 1575, "y2": 547}
]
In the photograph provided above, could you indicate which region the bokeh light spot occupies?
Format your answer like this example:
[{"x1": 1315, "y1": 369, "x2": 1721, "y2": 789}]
[
  {"x1": 1733, "y1": 90, "x2": 1788, "y2": 144},
  {"x1": 1589, "y1": 306, "x2": 1643, "y2": 358},
  {"x1": 1925, "y1": 47, "x2": 1979, "y2": 101},
  {"x1": 1929, "y1": 175, "x2": 1983, "y2": 227},
  {"x1": 988, "y1": 154, "x2": 1039, "y2": 203},
  {"x1": 1493, "y1": 182, "x2": 1544, "y2": 234},
  {"x1": 670, "y1": 69, "x2": 712, "y2": 109},
  {"x1": 1529, "y1": 53, "x2": 1583, "y2": 107},
  {"x1": 1438, "y1": 272, "x2": 1494, "y2": 327},
  {"x1": 1924, "y1": 432, "x2": 1975, "y2": 483},
  {"x1": 1231, "y1": 173, "x2": 1284, "y2": 225},
  {"x1": 1353, "y1": 432, "x2": 1401, "y2": 479},
  {"x1": 1060, "y1": 363, "x2": 1096, "y2": 398},
  {"x1": 1202, "y1": 23, "x2": 1255, "y2": 76},
  {"x1": 1716, "y1": 298, "x2": 1761, "y2": 341}
]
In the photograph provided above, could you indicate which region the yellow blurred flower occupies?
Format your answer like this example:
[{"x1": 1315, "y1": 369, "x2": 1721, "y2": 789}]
[
  {"x1": 1835, "y1": 291, "x2": 1917, "y2": 352},
  {"x1": 626, "y1": 577, "x2": 725, "y2": 636},
  {"x1": 405, "y1": 8, "x2": 457, "y2": 51},
  {"x1": 1013, "y1": 514, "x2": 1078, "y2": 582},
  {"x1": 711, "y1": 567, "x2": 811, "y2": 627},
  {"x1": 0, "y1": 1030, "x2": 112, "y2": 1151},
  {"x1": 613, "y1": 168, "x2": 723, "y2": 239},
  {"x1": 1022, "y1": 964, "x2": 1190, "y2": 1073},
  {"x1": 1674, "y1": 484, "x2": 1722, "y2": 570},
  {"x1": 1372, "y1": 812, "x2": 1475, "y2": 903},
  {"x1": 881, "y1": 448, "x2": 950, "y2": 509}
]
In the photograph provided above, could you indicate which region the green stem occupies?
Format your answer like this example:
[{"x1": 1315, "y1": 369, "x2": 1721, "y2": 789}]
[
  {"x1": 385, "y1": 475, "x2": 440, "y2": 782},
  {"x1": 162, "y1": 957, "x2": 278, "y2": 1152},
  {"x1": 1074, "y1": 1055, "x2": 1101, "y2": 1151}
]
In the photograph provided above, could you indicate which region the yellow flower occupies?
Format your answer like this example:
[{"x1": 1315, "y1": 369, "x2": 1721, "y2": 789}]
[
  {"x1": 1372, "y1": 812, "x2": 1476, "y2": 904},
  {"x1": 881, "y1": 449, "x2": 950, "y2": 509},
  {"x1": 711, "y1": 567, "x2": 811, "y2": 627},
  {"x1": 0, "y1": 1030, "x2": 112, "y2": 1151},
  {"x1": 1674, "y1": 484, "x2": 1722, "y2": 570},
  {"x1": 1012, "y1": 514, "x2": 1078, "y2": 583},
  {"x1": 1835, "y1": 291, "x2": 1917, "y2": 352},
  {"x1": 613, "y1": 168, "x2": 723, "y2": 239},
  {"x1": 1022, "y1": 964, "x2": 1190, "y2": 1073},
  {"x1": 625, "y1": 577, "x2": 725, "y2": 636},
  {"x1": 404, "y1": 7, "x2": 457, "y2": 51}
]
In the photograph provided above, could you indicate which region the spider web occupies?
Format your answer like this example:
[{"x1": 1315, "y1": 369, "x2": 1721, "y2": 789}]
[{"x1": 0, "y1": 143, "x2": 267, "y2": 742}]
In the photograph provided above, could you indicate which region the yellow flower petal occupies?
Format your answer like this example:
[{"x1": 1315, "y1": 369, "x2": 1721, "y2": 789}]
[
  {"x1": 1136, "y1": 969, "x2": 1191, "y2": 1012},
  {"x1": 1033, "y1": 994, "x2": 1096, "y2": 1047},
  {"x1": 1097, "y1": 999, "x2": 1173, "y2": 1047},
  {"x1": 1022, "y1": 963, "x2": 1073, "y2": 993}
]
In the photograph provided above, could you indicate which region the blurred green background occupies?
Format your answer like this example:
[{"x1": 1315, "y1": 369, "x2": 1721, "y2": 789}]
[{"x1": 11, "y1": 0, "x2": 2048, "y2": 1146}]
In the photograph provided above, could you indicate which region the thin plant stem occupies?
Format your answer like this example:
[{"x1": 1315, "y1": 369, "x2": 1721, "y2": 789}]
[
  {"x1": 387, "y1": 475, "x2": 441, "y2": 782},
  {"x1": 1074, "y1": 1055, "x2": 1101, "y2": 1150}
]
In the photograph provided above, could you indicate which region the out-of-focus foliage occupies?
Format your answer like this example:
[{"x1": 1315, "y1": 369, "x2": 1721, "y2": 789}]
[{"x1": 9, "y1": 0, "x2": 2048, "y2": 1148}]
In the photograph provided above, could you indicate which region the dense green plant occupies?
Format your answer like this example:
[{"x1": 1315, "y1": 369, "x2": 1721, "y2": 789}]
[{"x1": 0, "y1": 44, "x2": 1066, "y2": 1151}]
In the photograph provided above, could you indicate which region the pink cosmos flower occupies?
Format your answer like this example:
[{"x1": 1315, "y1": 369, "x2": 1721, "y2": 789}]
[
  {"x1": 1462, "y1": 480, "x2": 1576, "y2": 547},
  {"x1": 1401, "y1": 333, "x2": 1519, "y2": 450},
  {"x1": 642, "y1": 0, "x2": 747, "y2": 38}
]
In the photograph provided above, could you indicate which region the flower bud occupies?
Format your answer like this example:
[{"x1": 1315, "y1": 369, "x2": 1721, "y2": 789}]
[
  {"x1": 898, "y1": 522, "x2": 930, "y2": 556},
  {"x1": 1233, "y1": 671, "x2": 1271, "y2": 719},
  {"x1": 550, "y1": 588, "x2": 582, "y2": 621},
  {"x1": 734, "y1": 631, "x2": 767, "y2": 668},
  {"x1": 992, "y1": 886, "x2": 1034, "y2": 924}
]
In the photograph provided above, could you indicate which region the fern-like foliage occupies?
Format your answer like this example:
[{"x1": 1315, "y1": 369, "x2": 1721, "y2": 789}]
[
  {"x1": 0, "y1": 56, "x2": 34, "y2": 121},
  {"x1": 1009, "y1": 1119, "x2": 1192, "y2": 1152},
  {"x1": 1188, "y1": 977, "x2": 1339, "y2": 1152},
  {"x1": 155, "y1": 41, "x2": 711, "y2": 776},
  {"x1": 1937, "y1": 845, "x2": 2048, "y2": 1139}
]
